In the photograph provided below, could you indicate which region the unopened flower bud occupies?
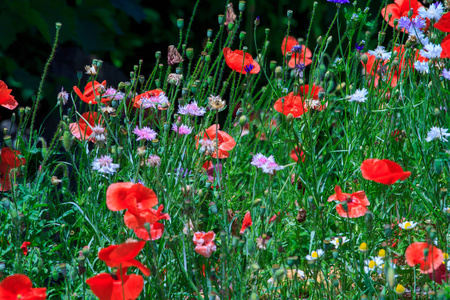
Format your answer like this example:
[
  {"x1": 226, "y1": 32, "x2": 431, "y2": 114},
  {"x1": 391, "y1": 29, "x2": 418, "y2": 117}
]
[{"x1": 177, "y1": 18, "x2": 184, "y2": 29}]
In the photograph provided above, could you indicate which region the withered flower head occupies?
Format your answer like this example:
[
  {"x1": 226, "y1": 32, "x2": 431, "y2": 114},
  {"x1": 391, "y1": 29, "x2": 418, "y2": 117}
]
[
  {"x1": 85, "y1": 65, "x2": 97, "y2": 75},
  {"x1": 208, "y1": 95, "x2": 226, "y2": 111},
  {"x1": 225, "y1": 3, "x2": 237, "y2": 28},
  {"x1": 167, "y1": 73, "x2": 183, "y2": 86},
  {"x1": 296, "y1": 208, "x2": 307, "y2": 223},
  {"x1": 168, "y1": 45, "x2": 184, "y2": 66}
]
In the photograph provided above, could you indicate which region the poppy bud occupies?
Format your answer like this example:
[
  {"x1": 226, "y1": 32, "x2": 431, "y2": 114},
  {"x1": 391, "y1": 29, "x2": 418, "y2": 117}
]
[
  {"x1": 387, "y1": 266, "x2": 395, "y2": 288},
  {"x1": 393, "y1": 18, "x2": 399, "y2": 27},
  {"x1": 254, "y1": 16, "x2": 260, "y2": 26},
  {"x1": 177, "y1": 18, "x2": 184, "y2": 29},
  {"x1": 274, "y1": 267, "x2": 286, "y2": 281},
  {"x1": 62, "y1": 131, "x2": 72, "y2": 152},
  {"x1": 249, "y1": 292, "x2": 258, "y2": 300},
  {"x1": 265, "y1": 28, "x2": 270, "y2": 36},
  {"x1": 317, "y1": 36, "x2": 323, "y2": 44},
  {"x1": 286, "y1": 113, "x2": 294, "y2": 123},
  {"x1": 218, "y1": 14, "x2": 225, "y2": 25},
  {"x1": 407, "y1": 8, "x2": 413, "y2": 18},
  {"x1": 361, "y1": 54, "x2": 368, "y2": 64},
  {"x1": 251, "y1": 263, "x2": 260, "y2": 272},
  {"x1": 332, "y1": 249, "x2": 339, "y2": 258},
  {"x1": 239, "y1": 115, "x2": 247, "y2": 126},
  {"x1": 239, "y1": 31, "x2": 246, "y2": 40},
  {"x1": 77, "y1": 71, "x2": 83, "y2": 80},
  {"x1": 327, "y1": 36, "x2": 332, "y2": 44},
  {"x1": 275, "y1": 66, "x2": 283, "y2": 76}
]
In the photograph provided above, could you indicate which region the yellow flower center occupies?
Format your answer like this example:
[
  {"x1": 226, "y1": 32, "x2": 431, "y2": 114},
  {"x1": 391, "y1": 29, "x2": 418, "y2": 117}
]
[
  {"x1": 404, "y1": 222, "x2": 411, "y2": 229},
  {"x1": 395, "y1": 284, "x2": 405, "y2": 294},
  {"x1": 378, "y1": 249, "x2": 386, "y2": 258},
  {"x1": 359, "y1": 242, "x2": 367, "y2": 251},
  {"x1": 311, "y1": 251, "x2": 318, "y2": 259},
  {"x1": 335, "y1": 238, "x2": 340, "y2": 245},
  {"x1": 17, "y1": 295, "x2": 22, "y2": 299},
  {"x1": 368, "y1": 260, "x2": 376, "y2": 269},
  {"x1": 444, "y1": 253, "x2": 449, "y2": 260}
]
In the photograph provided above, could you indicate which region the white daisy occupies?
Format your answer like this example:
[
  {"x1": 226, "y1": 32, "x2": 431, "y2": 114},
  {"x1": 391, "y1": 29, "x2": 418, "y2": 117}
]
[
  {"x1": 398, "y1": 221, "x2": 418, "y2": 230},
  {"x1": 306, "y1": 249, "x2": 325, "y2": 261}
]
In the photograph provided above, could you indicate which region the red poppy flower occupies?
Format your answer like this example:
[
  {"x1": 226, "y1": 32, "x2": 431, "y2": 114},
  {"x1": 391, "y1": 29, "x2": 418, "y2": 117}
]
[
  {"x1": 133, "y1": 89, "x2": 169, "y2": 110},
  {"x1": 124, "y1": 205, "x2": 170, "y2": 241},
  {"x1": 73, "y1": 80, "x2": 107, "y2": 104},
  {"x1": 0, "y1": 147, "x2": 26, "y2": 191},
  {"x1": 21, "y1": 241, "x2": 31, "y2": 256},
  {"x1": 0, "y1": 274, "x2": 46, "y2": 300},
  {"x1": 381, "y1": 0, "x2": 424, "y2": 30},
  {"x1": 223, "y1": 47, "x2": 260, "y2": 74},
  {"x1": 327, "y1": 185, "x2": 370, "y2": 218},
  {"x1": 360, "y1": 159, "x2": 411, "y2": 185},
  {"x1": 274, "y1": 92, "x2": 307, "y2": 118},
  {"x1": 405, "y1": 242, "x2": 443, "y2": 274},
  {"x1": 290, "y1": 146, "x2": 305, "y2": 163},
  {"x1": 435, "y1": 12, "x2": 450, "y2": 32},
  {"x1": 274, "y1": 84, "x2": 324, "y2": 118},
  {"x1": 106, "y1": 182, "x2": 159, "y2": 217},
  {"x1": 0, "y1": 80, "x2": 18, "y2": 110},
  {"x1": 440, "y1": 35, "x2": 450, "y2": 58},
  {"x1": 428, "y1": 263, "x2": 450, "y2": 284},
  {"x1": 69, "y1": 112, "x2": 102, "y2": 141},
  {"x1": 240, "y1": 211, "x2": 252, "y2": 234},
  {"x1": 193, "y1": 231, "x2": 217, "y2": 258},
  {"x1": 195, "y1": 124, "x2": 236, "y2": 159},
  {"x1": 98, "y1": 241, "x2": 151, "y2": 276},
  {"x1": 86, "y1": 267, "x2": 144, "y2": 300},
  {"x1": 281, "y1": 36, "x2": 312, "y2": 68}
]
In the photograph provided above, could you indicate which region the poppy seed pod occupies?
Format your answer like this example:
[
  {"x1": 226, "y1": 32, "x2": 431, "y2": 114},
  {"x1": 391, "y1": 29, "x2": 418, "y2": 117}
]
[
  {"x1": 332, "y1": 249, "x2": 339, "y2": 258},
  {"x1": 287, "y1": 10, "x2": 293, "y2": 19},
  {"x1": 207, "y1": 28, "x2": 213, "y2": 38},
  {"x1": 239, "y1": 115, "x2": 247, "y2": 126},
  {"x1": 239, "y1": 31, "x2": 246, "y2": 40},
  {"x1": 228, "y1": 22, "x2": 234, "y2": 30},
  {"x1": 218, "y1": 14, "x2": 225, "y2": 25},
  {"x1": 62, "y1": 131, "x2": 72, "y2": 152},
  {"x1": 177, "y1": 18, "x2": 184, "y2": 29},
  {"x1": 239, "y1": 1, "x2": 246, "y2": 11}
]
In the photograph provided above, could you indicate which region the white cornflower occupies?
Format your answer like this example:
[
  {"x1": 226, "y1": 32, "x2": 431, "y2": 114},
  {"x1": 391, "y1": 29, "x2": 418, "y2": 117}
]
[
  {"x1": 368, "y1": 46, "x2": 391, "y2": 60},
  {"x1": 348, "y1": 88, "x2": 368, "y2": 103},
  {"x1": 198, "y1": 139, "x2": 217, "y2": 155},
  {"x1": 420, "y1": 43, "x2": 442, "y2": 59},
  {"x1": 418, "y1": 2, "x2": 445, "y2": 21},
  {"x1": 426, "y1": 127, "x2": 450, "y2": 142},
  {"x1": 306, "y1": 249, "x2": 325, "y2": 261},
  {"x1": 90, "y1": 125, "x2": 107, "y2": 142},
  {"x1": 330, "y1": 236, "x2": 349, "y2": 249},
  {"x1": 414, "y1": 61, "x2": 429, "y2": 73},
  {"x1": 398, "y1": 221, "x2": 418, "y2": 230},
  {"x1": 92, "y1": 155, "x2": 120, "y2": 174}
]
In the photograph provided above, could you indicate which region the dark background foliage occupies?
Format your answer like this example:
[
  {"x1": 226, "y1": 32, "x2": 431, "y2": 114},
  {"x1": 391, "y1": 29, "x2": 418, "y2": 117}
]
[{"x1": 0, "y1": 0, "x2": 382, "y2": 128}]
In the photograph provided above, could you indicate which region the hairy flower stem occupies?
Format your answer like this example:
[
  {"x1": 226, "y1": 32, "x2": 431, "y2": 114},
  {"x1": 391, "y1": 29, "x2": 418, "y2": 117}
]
[{"x1": 27, "y1": 23, "x2": 62, "y2": 145}]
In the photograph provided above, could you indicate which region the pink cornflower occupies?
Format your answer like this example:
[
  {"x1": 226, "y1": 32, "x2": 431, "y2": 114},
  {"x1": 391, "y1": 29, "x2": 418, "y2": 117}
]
[
  {"x1": 141, "y1": 93, "x2": 169, "y2": 109},
  {"x1": 172, "y1": 123, "x2": 193, "y2": 135},
  {"x1": 57, "y1": 87, "x2": 69, "y2": 105},
  {"x1": 92, "y1": 155, "x2": 120, "y2": 174},
  {"x1": 178, "y1": 101, "x2": 206, "y2": 116},
  {"x1": 251, "y1": 153, "x2": 284, "y2": 175},
  {"x1": 104, "y1": 87, "x2": 124, "y2": 101},
  {"x1": 133, "y1": 126, "x2": 157, "y2": 141},
  {"x1": 90, "y1": 125, "x2": 107, "y2": 142}
]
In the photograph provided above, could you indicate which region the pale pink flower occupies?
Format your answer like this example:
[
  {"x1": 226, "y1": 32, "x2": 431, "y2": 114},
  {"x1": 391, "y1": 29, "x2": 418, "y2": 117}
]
[
  {"x1": 178, "y1": 101, "x2": 206, "y2": 116},
  {"x1": 172, "y1": 123, "x2": 193, "y2": 135},
  {"x1": 133, "y1": 126, "x2": 157, "y2": 141},
  {"x1": 92, "y1": 155, "x2": 120, "y2": 174}
]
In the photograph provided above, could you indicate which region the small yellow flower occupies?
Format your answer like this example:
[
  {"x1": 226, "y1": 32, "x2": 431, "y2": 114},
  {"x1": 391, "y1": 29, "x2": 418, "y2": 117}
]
[
  {"x1": 359, "y1": 242, "x2": 368, "y2": 252},
  {"x1": 395, "y1": 284, "x2": 405, "y2": 295},
  {"x1": 378, "y1": 249, "x2": 386, "y2": 258}
]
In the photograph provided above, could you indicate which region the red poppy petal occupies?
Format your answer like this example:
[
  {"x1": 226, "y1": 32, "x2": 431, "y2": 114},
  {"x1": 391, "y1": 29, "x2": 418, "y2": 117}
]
[
  {"x1": 122, "y1": 274, "x2": 144, "y2": 299},
  {"x1": 0, "y1": 83, "x2": 18, "y2": 110},
  {"x1": 109, "y1": 241, "x2": 146, "y2": 263},
  {"x1": 106, "y1": 182, "x2": 136, "y2": 211},
  {"x1": 435, "y1": 12, "x2": 450, "y2": 32},
  {"x1": 86, "y1": 273, "x2": 114, "y2": 299}
]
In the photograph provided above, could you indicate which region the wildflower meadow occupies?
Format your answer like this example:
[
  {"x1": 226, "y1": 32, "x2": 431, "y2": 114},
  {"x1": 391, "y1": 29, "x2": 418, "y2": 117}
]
[{"x1": 2, "y1": 0, "x2": 450, "y2": 298}]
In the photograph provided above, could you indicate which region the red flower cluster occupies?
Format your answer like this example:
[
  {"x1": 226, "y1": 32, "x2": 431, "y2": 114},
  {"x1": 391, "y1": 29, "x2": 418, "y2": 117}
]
[
  {"x1": 223, "y1": 47, "x2": 260, "y2": 74},
  {"x1": 0, "y1": 274, "x2": 46, "y2": 299},
  {"x1": 195, "y1": 124, "x2": 236, "y2": 159},
  {"x1": 327, "y1": 185, "x2": 370, "y2": 218},
  {"x1": 73, "y1": 80, "x2": 107, "y2": 104},
  {"x1": 361, "y1": 159, "x2": 411, "y2": 185},
  {"x1": 434, "y1": 12, "x2": 450, "y2": 58},
  {"x1": 281, "y1": 36, "x2": 312, "y2": 68},
  {"x1": 0, "y1": 80, "x2": 18, "y2": 110},
  {"x1": 0, "y1": 147, "x2": 26, "y2": 191},
  {"x1": 21, "y1": 241, "x2": 31, "y2": 256},
  {"x1": 273, "y1": 84, "x2": 324, "y2": 118},
  {"x1": 193, "y1": 231, "x2": 217, "y2": 258},
  {"x1": 86, "y1": 240, "x2": 150, "y2": 299},
  {"x1": 107, "y1": 183, "x2": 169, "y2": 241}
]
